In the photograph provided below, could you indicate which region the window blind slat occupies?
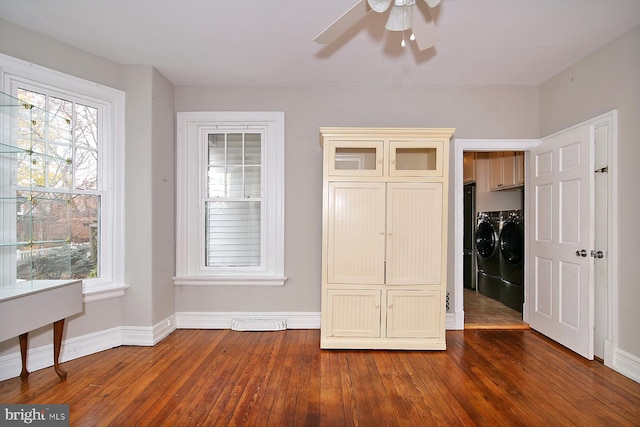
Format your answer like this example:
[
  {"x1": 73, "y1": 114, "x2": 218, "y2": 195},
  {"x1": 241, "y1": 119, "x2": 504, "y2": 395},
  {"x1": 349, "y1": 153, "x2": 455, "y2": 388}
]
[{"x1": 206, "y1": 200, "x2": 261, "y2": 267}]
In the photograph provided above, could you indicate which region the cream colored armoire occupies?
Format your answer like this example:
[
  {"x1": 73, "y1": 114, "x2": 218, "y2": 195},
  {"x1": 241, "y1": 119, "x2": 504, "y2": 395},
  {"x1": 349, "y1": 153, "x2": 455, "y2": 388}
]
[{"x1": 320, "y1": 127, "x2": 454, "y2": 350}]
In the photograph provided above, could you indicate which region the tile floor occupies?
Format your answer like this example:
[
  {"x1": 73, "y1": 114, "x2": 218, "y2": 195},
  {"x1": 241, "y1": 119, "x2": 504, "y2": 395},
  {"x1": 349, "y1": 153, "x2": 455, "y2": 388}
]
[{"x1": 463, "y1": 288, "x2": 529, "y2": 329}]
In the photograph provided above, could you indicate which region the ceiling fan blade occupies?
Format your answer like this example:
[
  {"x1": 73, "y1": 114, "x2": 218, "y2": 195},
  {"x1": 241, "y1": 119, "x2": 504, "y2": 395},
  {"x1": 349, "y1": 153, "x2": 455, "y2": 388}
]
[
  {"x1": 411, "y1": 6, "x2": 438, "y2": 50},
  {"x1": 368, "y1": 0, "x2": 392, "y2": 13},
  {"x1": 423, "y1": 0, "x2": 441, "y2": 8},
  {"x1": 385, "y1": 5, "x2": 411, "y2": 31},
  {"x1": 314, "y1": 0, "x2": 372, "y2": 44}
]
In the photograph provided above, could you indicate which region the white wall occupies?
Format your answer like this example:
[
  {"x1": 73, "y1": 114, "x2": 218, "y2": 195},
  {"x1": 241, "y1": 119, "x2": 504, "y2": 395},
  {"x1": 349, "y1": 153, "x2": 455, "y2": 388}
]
[
  {"x1": 540, "y1": 24, "x2": 640, "y2": 359},
  {"x1": 174, "y1": 85, "x2": 539, "y2": 314},
  {"x1": 151, "y1": 68, "x2": 176, "y2": 324}
]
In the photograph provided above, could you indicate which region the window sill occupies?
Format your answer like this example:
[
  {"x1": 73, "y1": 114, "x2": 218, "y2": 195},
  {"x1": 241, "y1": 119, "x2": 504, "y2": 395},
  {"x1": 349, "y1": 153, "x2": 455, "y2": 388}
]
[
  {"x1": 83, "y1": 282, "x2": 129, "y2": 303},
  {"x1": 173, "y1": 276, "x2": 287, "y2": 287}
]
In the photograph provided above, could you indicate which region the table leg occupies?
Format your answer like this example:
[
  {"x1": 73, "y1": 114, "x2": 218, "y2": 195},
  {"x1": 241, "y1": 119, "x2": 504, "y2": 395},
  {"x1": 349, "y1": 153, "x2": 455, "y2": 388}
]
[
  {"x1": 19, "y1": 332, "x2": 29, "y2": 381},
  {"x1": 53, "y1": 319, "x2": 67, "y2": 381}
]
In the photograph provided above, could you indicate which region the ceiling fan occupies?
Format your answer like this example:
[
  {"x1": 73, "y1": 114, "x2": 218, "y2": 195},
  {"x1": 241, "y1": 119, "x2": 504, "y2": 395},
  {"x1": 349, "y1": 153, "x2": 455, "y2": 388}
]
[{"x1": 314, "y1": 0, "x2": 442, "y2": 50}]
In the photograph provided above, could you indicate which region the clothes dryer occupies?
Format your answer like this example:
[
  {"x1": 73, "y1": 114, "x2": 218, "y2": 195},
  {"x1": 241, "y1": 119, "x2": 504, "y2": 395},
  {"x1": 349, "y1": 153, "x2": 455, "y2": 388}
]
[
  {"x1": 476, "y1": 211, "x2": 502, "y2": 301},
  {"x1": 499, "y1": 210, "x2": 524, "y2": 312}
]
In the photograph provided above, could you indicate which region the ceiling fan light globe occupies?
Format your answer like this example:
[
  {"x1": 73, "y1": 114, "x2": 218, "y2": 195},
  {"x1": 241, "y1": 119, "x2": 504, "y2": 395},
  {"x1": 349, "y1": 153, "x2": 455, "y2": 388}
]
[
  {"x1": 368, "y1": 0, "x2": 393, "y2": 13},
  {"x1": 423, "y1": 0, "x2": 441, "y2": 7}
]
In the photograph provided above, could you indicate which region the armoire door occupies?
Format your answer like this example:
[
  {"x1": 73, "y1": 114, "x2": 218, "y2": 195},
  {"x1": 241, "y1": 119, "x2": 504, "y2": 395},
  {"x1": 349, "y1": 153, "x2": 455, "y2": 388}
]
[
  {"x1": 385, "y1": 182, "x2": 443, "y2": 285},
  {"x1": 327, "y1": 182, "x2": 386, "y2": 284},
  {"x1": 386, "y1": 290, "x2": 442, "y2": 338}
]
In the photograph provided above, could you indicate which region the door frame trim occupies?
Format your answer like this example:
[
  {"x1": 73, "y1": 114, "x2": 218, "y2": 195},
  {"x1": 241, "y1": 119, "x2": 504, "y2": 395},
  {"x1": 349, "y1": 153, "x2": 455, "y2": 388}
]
[{"x1": 451, "y1": 138, "x2": 539, "y2": 330}]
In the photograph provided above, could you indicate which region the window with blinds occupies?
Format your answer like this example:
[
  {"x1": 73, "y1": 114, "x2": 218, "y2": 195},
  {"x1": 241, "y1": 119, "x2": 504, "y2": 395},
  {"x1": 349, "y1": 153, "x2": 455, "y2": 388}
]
[
  {"x1": 205, "y1": 132, "x2": 262, "y2": 267},
  {"x1": 175, "y1": 111, "x2": 285, "y2": 286}
]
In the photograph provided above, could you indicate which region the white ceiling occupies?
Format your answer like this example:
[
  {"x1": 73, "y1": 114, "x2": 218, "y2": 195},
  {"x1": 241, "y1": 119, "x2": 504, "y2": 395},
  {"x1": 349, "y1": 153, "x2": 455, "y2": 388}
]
[{"x1": 1, "y1": 0, "x2": 640, "y2": 87}]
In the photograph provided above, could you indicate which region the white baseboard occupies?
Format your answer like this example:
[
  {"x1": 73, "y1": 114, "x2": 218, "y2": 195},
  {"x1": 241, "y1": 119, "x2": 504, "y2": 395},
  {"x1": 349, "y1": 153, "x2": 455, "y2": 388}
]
[
  {"x1": 0, "y1": 315, "x2": 177, "y2": 382},
  {"x1": 175, "y1": 311, "x2": 321, "y2": 330},
  {"x1": 121, "y1": 314, "x2": 177, "y2": 346},
  {"x1": 176, "y1": 311, "x2": 462, "y2": 331},
  {"x1": 446, "y1": 312, "x2": 464, "y2": 330},
  {"x1": 612, "y1": 347, "x2": 640, "y2": 384}
]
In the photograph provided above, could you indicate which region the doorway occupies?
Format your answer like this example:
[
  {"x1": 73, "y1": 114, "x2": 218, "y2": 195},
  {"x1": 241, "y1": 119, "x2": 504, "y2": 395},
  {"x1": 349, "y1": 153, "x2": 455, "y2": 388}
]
[
  {"x1": 451, "y1": 139, "x2": 538, "y2": 332},
  {"x1": 461, "y1": 151, "x2": 528, "y2": 329},
  {"x1": 452, "y1": 111, "x2": 616, "y2": 363}
]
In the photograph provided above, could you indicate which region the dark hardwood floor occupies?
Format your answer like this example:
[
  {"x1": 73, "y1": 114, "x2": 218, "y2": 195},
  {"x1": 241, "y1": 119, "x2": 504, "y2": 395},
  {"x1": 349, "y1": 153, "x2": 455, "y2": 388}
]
[{"x1": 1, "y1": 329, "x2": 639, "y2": 426}]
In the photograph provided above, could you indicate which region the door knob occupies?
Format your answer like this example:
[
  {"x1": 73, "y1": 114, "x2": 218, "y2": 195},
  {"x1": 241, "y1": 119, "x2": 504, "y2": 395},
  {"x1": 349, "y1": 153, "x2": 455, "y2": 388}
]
[
  {"x1": 576, "y1": 249, "x2": 587, "y2": 257},
  {"x1": 591, "y1": 250, "x2": 606, "y2": 259}
]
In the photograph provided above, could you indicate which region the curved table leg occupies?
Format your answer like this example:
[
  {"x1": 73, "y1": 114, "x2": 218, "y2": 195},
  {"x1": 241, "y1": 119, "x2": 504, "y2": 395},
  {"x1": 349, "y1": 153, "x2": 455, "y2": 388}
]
[
  {"x1": 19, "y1": 332, "x2": 29, "y2": 381},
  {"x1": 53, "y1": 319, "x2": 67, "y2": 381}
]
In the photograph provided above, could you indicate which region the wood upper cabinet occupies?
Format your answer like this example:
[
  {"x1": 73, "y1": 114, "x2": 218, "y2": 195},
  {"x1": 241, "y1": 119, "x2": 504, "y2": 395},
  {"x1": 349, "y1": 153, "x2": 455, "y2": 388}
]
[
  {"x1": 515, "y1": 151, "x2": 525, "y2": 185},
  {"x1": 463, "y1": 152, "x2": 476, "y2": 183},
  {"x1": 490, "y1": 151, "x2": 525, "y2": 190},
  {"x1": 320, "y1": 127, "x2": 453, "y2": 350}
]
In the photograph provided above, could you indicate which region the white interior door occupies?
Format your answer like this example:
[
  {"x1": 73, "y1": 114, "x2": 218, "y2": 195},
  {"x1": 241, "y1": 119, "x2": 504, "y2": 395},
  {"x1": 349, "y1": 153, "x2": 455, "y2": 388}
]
[{"x1": 528, "y1": 123, "x2": 594, "y2": 359}]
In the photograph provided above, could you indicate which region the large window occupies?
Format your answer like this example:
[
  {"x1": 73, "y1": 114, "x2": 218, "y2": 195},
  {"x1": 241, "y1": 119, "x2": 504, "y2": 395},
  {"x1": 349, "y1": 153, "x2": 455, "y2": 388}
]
[
  {"x1": 175, "y1": 112, "x2": 286, "y2": 286},
  {"x1": 15, "y1": 88, "x2": 101, "y2": 280},
  {"x1": 1, "y1": 53, "x2": 126, "y2": 300}
]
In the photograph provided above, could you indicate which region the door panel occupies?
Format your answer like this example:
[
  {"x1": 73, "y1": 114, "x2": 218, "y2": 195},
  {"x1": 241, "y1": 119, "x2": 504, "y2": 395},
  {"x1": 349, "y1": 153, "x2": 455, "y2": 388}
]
[
  {"x1": 326, "y1": 289, "x2": 381, "y2": 337},
  {"x1": 529, "y1": 124, "x2": 594, "y2": 359},
  {"x1": 534, "y1": 256, "x2": 553, "y2": 317},
  {"x1": 387, "y1": 290, "x2": 441, "y2": 338},
  {"x1": 327, "y1": 182, "x2": 386, "y2": 284},
  {"x1": 386, "y1": 182, "x2": 442, "y2": 285}
]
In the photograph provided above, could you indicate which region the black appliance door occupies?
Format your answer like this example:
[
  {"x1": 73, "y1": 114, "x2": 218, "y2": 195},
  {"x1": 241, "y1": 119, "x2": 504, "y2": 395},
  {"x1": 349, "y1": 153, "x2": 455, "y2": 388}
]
[
  {"x1": 463, "y1": 184, "x2": 475, "y2": 249},
  {"x1": 499, "y1": 220, "x2": 524, "y2": 264},
  {"x1": 463, "y1": 249, "x2": 476, "y2": 290},
  {"x1": 476, "y1": 221, "x2": 496, "y2": 259}
]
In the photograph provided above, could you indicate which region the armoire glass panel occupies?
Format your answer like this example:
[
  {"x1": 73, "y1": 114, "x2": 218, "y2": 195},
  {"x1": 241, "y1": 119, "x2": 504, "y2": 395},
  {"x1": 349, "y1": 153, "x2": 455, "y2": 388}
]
[
  {"x1": 394, "y1": 147, "x2": 438, "y2": 171},
  {"x1": 334, "y1": 147, "x2": 377, "y2": 171}
]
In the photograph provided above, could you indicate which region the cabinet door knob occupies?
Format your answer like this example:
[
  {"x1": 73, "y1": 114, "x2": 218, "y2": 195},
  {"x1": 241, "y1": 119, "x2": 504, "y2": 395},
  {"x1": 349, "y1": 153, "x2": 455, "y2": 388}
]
[{"x1": 377, "y1": 158, "x2": 382, "y2": 163}]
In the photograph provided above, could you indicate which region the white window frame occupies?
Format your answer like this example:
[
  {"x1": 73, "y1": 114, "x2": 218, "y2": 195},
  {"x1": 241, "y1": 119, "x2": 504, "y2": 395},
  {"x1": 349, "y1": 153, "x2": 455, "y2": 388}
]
[
  {"x1": 175, "y1": 111, "x2": 286, "y2": 286},
  {"x1": 0, "y1": 53, "x2": 126, "y2": 302}
]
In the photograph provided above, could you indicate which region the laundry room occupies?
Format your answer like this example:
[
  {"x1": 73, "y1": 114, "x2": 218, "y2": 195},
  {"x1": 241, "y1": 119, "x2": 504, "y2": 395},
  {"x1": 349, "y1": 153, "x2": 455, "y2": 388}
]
[{"x1": 463, "y1": 151, "x2": 526, "y2": 328}]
